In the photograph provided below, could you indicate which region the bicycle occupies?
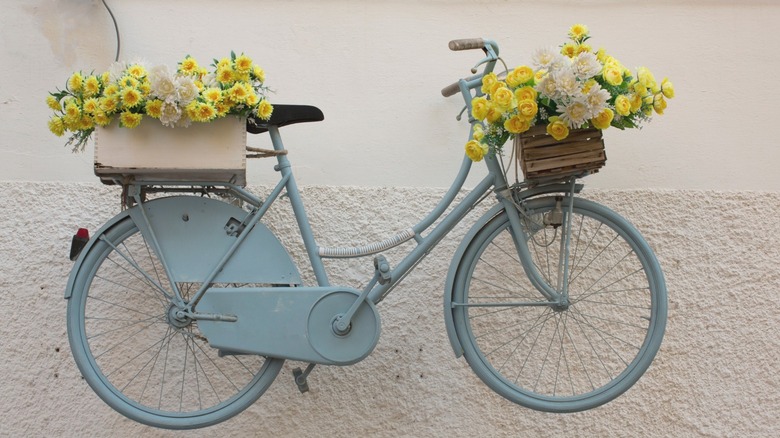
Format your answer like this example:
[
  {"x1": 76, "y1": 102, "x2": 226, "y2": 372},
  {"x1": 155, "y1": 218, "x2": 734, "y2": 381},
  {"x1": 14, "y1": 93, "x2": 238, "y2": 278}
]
[{"x1": 64, "y1": 39, "x2": 667, "y2": 429}]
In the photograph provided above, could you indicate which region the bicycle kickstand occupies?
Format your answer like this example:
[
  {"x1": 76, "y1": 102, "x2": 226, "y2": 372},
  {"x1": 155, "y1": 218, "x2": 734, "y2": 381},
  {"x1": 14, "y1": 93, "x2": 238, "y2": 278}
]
[{"x1": 292, "y1": 363, "x2": 317, "y2": 393}]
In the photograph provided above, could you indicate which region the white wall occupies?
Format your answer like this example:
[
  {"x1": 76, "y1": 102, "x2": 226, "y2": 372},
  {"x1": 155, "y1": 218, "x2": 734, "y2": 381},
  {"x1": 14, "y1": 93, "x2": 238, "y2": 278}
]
[
  {"x1": 2, "y1": 1, "x2": 780, "y2": 436},
  {"x1": 3, "y1": 0, "x2": 780, "y2": 190}
]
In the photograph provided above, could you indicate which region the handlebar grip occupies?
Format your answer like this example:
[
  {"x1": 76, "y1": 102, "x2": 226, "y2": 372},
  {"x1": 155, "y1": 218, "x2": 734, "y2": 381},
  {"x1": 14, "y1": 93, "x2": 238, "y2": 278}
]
[
  {"x1": 448, "y1": 38, "x2": 485, "y2": 51},
  {"x1": 441, "y1": 81, "x2": 460, "y2": 97}
]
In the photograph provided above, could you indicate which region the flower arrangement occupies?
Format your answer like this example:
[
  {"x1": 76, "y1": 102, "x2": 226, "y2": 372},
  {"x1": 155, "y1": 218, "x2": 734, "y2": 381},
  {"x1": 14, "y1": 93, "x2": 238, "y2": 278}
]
[
  {"x1": 47, "y1": 52, "x2": 273, "y2": 151},
  {"x1": 465, "y1": 24, "x2": 675, "y2": 162}
]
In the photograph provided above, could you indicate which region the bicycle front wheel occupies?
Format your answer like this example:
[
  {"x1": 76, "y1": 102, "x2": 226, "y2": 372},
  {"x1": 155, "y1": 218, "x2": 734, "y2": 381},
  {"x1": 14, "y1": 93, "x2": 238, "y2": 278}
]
[
  {"x1": 66, "y1": 215, "x2": 283, "y2": 429},
  {"x1": 452, "y1": 197, "x2": 666, "y2": 412}
]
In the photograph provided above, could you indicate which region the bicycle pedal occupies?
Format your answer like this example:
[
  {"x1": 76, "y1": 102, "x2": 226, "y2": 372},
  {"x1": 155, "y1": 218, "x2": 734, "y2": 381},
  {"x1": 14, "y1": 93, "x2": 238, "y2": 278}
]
[{"x1": 292, "y1": 367, "x2": 310, "y2": 393}]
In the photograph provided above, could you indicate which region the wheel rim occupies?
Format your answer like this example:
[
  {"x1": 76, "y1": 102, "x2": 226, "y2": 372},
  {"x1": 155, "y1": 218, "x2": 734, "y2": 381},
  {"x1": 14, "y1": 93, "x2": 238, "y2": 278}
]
[
  {"x1": 68, "y1": 218, "x2": 281, "y2": 427},
  {"x1": 455, "y1": 199, "x2": 665, "y2": 411}
]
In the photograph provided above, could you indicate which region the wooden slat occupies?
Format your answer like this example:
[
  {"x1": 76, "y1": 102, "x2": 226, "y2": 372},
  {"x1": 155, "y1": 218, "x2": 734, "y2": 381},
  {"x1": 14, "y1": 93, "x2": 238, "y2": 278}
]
[{"x1": 515, "y1": 126, "x2": 606, "y2": 181}]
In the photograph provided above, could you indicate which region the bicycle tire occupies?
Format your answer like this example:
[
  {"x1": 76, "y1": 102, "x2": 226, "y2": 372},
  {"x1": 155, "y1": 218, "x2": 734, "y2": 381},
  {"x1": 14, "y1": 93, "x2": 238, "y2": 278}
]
[
  {"x1": 66, "y1": 215, "x2": 283, "y2": 429},
  {"x1": 452, "y1": 196, "x2": 666, "y2": 412}
]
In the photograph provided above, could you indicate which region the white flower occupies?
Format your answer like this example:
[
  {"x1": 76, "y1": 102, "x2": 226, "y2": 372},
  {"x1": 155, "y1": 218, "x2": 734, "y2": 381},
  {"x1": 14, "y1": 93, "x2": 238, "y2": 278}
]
[
  {"x1": 535, "y1": 73, "x2": 558, "y2": 99},
  {"x1": 552, "y1": 67, "x2": 579, "y2": 98},
  {"x1": 584, "y1": 82, "x2": 611, "y2": 117},
  {"x1": 108, "y1": 61, "x2": 128, "y2": 82},
  {"x1": 159, "y1": 101, "x2": 181, "y2": 127},
  {"x1": 149, "y1": 65, "x2": 178, "y2": 102},
  {"x1": 531, "y1": 47, "x2": 557, "y2": 69},
  {"x1": 559, "y1": 98, "x2": 590, "y2": 129},
  {"x1": 175, "y1": 75, "x2": 199, "y2": 105},
  {"x1": 572, "y1": 52, "x2": 602, "y2": 80}
]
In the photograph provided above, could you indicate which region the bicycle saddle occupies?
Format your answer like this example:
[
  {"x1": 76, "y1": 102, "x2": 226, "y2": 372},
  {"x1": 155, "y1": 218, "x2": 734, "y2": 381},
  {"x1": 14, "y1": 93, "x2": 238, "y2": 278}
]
[{"x1": 247, "y1": 104, "x2": 324, "y2": 134}]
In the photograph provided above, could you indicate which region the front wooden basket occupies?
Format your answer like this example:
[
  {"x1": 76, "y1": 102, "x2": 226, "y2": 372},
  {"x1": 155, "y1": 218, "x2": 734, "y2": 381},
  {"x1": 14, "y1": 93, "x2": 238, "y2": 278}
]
[
  {"x1": 94, "y1": 116, "x2": 247, "y2": 185},
  {"x1": 515, "y1": 125, "x2": 606, "y2": 181}
]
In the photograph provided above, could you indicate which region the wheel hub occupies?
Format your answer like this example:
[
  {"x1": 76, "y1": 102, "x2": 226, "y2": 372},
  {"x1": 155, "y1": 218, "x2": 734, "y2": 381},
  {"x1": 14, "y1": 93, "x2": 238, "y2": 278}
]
[{"x1": 167, "y1": 304, "x2": 193, "y2": 329}]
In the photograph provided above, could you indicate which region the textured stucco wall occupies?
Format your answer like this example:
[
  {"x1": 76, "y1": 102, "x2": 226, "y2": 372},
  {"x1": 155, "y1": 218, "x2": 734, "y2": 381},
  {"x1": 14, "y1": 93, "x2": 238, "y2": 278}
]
[{"x1": 1, "y1": 182, "x2": 778, "y2": 436}]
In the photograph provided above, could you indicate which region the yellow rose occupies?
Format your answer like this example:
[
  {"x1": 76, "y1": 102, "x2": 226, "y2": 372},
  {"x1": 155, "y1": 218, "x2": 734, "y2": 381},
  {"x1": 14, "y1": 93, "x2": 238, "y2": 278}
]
[
  {"x1": 615, "y1": 95, "x2": 631, "y2": 116},
  {"x1": 637, "y1": 67, "x2": 656, "y2": 90},
  {"x1": 472, "y1": 124, "x2": 485, "y2": 141},
  {"x1": 471, "y1": 96, "x2": 490, "y2": 120},
  {"x1": 492, "y1": 86, "x2": 515, "y2": 111},
  {"x1": 661, "y1": 78, "x2": 675, "y2": 99},
  {"x1": 119, "y1": 111, "x2": 142, "y2": 128},
  {"x1": 514, "y1": 86, "x2": 537, "y2": 102},
  {"x1": 546, "y1": 117, "x2": 569, "y2": 141},
  {"x1": 596, "y1": 48, "x2": 608, "y2": 63},
  {"x1": 504, "y1": 115, "x2": 531, "y2": 134},
  {"x1": 592, "y1": 108, "x2": 614, "y2": 130},
  {"x1": 603, "y1": 67, "x2": 623, "y2": 86},
  {"x1": 534, "y1": 69, "x2": 547, "y2": 81},
  {"x1": 481, "y1": 72, "x2": 498, "y2": 94},
  {"x1": 653, "y1": 94, "x2": 667, "y2": 115},
  {"x1": 629, "y1": 93, "x2": 643, "y2": 113},
  {"x1": 581, "y1": 79, "x2": 597, "y2": 94},
  {"x1": 507, "y1": 66, "x2": 534, "y2": 87},
  {"x1": 485, "y1": 105, "x2": 502, "y2": 124},
  {"x1": 517, "y1": 99, "x2": 538, "y2": 120},
  {"x1": 465, "y1": 140, "x2": 489, "y2": 162}
]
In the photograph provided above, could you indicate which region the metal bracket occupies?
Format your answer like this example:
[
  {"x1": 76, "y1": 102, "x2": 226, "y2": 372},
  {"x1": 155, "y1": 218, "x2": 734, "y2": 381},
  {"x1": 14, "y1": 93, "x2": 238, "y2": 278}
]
[{"x1": 373, "y1": 255, "x2": 392, "y2": 285}]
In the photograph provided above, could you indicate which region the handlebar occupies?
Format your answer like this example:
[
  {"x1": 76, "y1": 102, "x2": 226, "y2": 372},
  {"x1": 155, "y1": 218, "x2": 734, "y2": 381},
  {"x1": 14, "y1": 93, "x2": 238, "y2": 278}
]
[{"x1": 441, "y1": 38, "x2": 500, "y2": 98}]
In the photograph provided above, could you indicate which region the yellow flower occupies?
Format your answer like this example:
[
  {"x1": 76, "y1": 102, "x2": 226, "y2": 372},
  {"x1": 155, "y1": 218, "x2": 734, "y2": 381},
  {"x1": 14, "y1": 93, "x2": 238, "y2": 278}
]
[
  {"x1": 517, "y1": 99, "x2": 538, "y2": 120},
  {"x1": 514, "y1": 86, "x2": 537, "y2": 102},
  {"x1": 481, "y1": 72, "x2": 498, "y2": 94},
  {"x1": 257, "y1": 100, "x2": 273, "y2": 119},
  {"x1": 78, "y1": 115, "x2": 94, "y2": 130},
  {"x1": 546, "y1": 116, "x2": 569, "y2": 141},
  {"x1": 615, "y1": 95, "x2": 631, "y2": 116},
  {"x1": 603, "y1": 66, "x2": 623, "y2": 86},
  {"x1": 203, "y1": 87, "x2": 223, "y2": 103},
  {"x1": 215, "y1": 102, "x2": 231, "y2": 117},
  {"x1": 580, "y1": 79, "x2": 597, "y2": 94},
  {"x1": 139, "y1": 80, "x2": 151, "y2": 96},
  {"x1": 596, "y1": 48, "x2": 608, "y2": 63},
  {"x1": 64, "y1": 101, "x2": 81, "y2": 124},
  {"x1": 245, "y1": 91, "x2": 259, "y2": 106},
  {"x1": 196, "y1": 102, "x2": 217, "y2": 122},
  {"x1": 121, "y1": 88, "x2": 142, "y2": 108},
  {"x1": 471, "y1": 96, "x2": 490, "y2": 120},
  {"x1": 179, "y1": 56, "x2": 199, "y2": 74},
  {"x1": 576, "y1": 44, "x2": 592, "y2": 54},
  {"x1": 661, "y1": 78, "x2": 675, "y2": 99},
  {"x1": 127, "y1": 64, "x2": 146, "y2": 78},
  {"x1": 104, "y1": 83, "x2": 120, "y2": 97},
  {"x1": 629, "y1": 93, "x2": 643, "y2": 113},
  {"x1": 234, "y1": 54, "x2": 253, "y2": 73},
  {"x1": 592, "y1": 108, "x2": 614, "y2": 130},
  {"x1": 506, "y1": 66, "x2": 534, "y2": 87},
  {"x1": 119, "y1": 75, "x2": 140, "y2": 89},
  {"x1": 252, "y1": 65, "x2": 266, "y2": 82},
  {"x1": 637, "y1": 67, "x2": 656, "y2": 90},
  {"x1": 217, "y1": 57, "x2": 231, "y2": 69},
  {"x1": 82, "y1": 97, "x2": 100, "y2": 114},
  {"x1": 504, "y1": 115, "x2": 531, "y2": 134},
  {"x1": 561, "y1": 43, "x2": 578, "y2": 58},
  {"x1": 48, "y1": 117, "x2": 65, "y2": 136},
  {"x1": 68, "y1": 72, "x2": 83, "y2": 92},
  {"x1": 217, "y1": 67, "x2": 235, "y2": 84},
  {"x1": 46, "y1": 95, "x2": 61, "y2": 111},
  {"x1": 101, "y1": 71, "x2": 110, "y2": 83},
  {"x1": 472, "y1": 124, "x2": 484, "y2": 141},
  {"x1": 535, "y1": 69, "x2": 547, "y2": 81},
  {"x1": 119, "y1": 111, "x2": 142, "y2": 128},
  {"x1": 145, "y1": 99, "x2": 164, "y2": 118},
  {"x1": 228, "y1": 83, "x2": 248, "y2": 102},
  {"x1": 569, "y1": 24, "x2": 589, "y2": 42},
  {"x1": 100, "y1": 96, "x2": 119, "y2": 113},
  {"x1": 653, "y1": 94, "x2": 667, "y2": 115},
  {"x1": 84, "y1": 76, "x2": 101, "y2": 97},
  {"x1": 92, "y1": 110, "x2": 110, "y2": 126},
  {"x1": 485, "y1": 105, "x2": 502, "y2": 124},
  {"x1": 492, "y1": 86, "x2": 515, "y2": 111},
  {"x1": 465, "y1": 140, "x2": 489, "y2": 162}
]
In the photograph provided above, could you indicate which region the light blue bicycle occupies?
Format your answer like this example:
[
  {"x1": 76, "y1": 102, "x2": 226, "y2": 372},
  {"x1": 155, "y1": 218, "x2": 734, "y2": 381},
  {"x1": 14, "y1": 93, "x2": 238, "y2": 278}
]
[{"x1": 65, "y1": 39, "x2": 667, "y2": 429}]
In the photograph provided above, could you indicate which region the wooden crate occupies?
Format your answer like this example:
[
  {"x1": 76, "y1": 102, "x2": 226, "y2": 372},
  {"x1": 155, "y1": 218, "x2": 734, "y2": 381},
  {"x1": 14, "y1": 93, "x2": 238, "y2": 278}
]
[
  {"x1": 94, "y1": 116, "x2": 247, "y2": 185},
  {"x1": 515, "y1": 124, "x2": 606, "y2": 181}
]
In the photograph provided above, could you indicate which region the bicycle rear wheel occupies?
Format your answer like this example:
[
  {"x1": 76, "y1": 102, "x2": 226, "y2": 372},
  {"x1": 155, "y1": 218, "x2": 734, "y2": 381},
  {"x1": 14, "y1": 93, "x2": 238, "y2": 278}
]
[
  {"x1": 66, "y1": 215, "x2": 283, "y2": 429},
  {"x1": 452, "y1": 197, "x2": 666, "y2": 412}
]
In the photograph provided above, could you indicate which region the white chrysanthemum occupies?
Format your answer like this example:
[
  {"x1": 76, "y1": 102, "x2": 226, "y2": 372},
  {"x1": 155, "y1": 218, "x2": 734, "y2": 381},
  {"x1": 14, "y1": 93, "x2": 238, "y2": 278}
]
[
  {"x1": 552, "y1": 67, "x2": 579, "y2": 98},
  {"x1": 202, "y1": 73, "x2": 218, "y2": 88},
  {"x1": 531, "y1": 47, "x2": 558, "y2": 69},
  {"x1": 559, "y1": 99, "x2": 590, "y2": 129},
  {"x1": 159, "y1": 101, "x2": 181, "y2": 127},
  {"x1": 175, "y1": 75, "x2": 199, "y2": 105},
  {"x1": 572, "y1": 52, "x2": 602, "y2": 80},
  {"x1": 585, "y1": 82, "x2": 611, "y2": 117},
  {"x1": 149, "y1": 65, "x2": 179, "y2": 103},
  {"x1": 535, "y1": 74, "x2": 558, "y2": 99},
  {"x1": 108, "y1": 61, "x2": 128, "y2": 82}
]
